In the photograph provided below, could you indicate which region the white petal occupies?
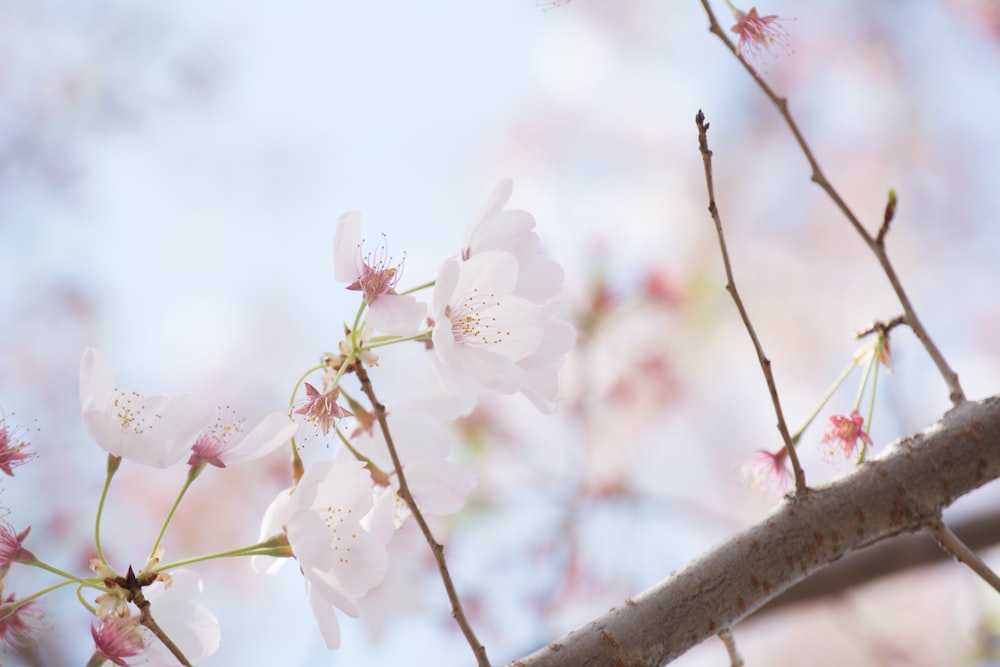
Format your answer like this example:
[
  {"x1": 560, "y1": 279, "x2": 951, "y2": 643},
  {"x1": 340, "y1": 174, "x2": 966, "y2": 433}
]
[
  {"x1": 407, "y1": 460, "x2": 478, "y2": 516},
  {"x1": 119, "y1": 393, "x2": 214, "y2": 468},
  {"x1": 333, "y1": 211, "x2": 363, "y2": 283},
  {"x1": 223, "y1": 412, "x2": 298, "y2": 465},
  {"x1": 252, "y1": 488, "x2": 293, "y2": 574},
  {"x1": 367, "y1": 293, "x2": 427, "y2": 336},
  {"x1": 307, "y1": 581, "x2": 343, "y2": 649},
  {"x1": 79, "y1": 347, "x2": 114, "y2": 413}
]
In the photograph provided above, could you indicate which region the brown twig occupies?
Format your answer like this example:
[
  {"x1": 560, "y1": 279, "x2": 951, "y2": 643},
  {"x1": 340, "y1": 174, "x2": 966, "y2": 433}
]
[
  {"x1": 696, "y1": 110, "x2": 806, "y2": 494},
  {"x1": 925, "y1": 518, "x2": 1000, "y2": 595},
  {"x1": 117, "y1": 567, "x2": 191, "y2": 666},
  {"x1": 854, "y1": 315, "x2": 906, "y2": 341},
  {"x1": 697, "y1": 0, "x2": 965, "y2": 405},
  {"x1": 718, "y1": 627, "x2": 744, "y2": 667},
  {"x1": 354, "y1": 363, "x2": 491, "y2": 667}
]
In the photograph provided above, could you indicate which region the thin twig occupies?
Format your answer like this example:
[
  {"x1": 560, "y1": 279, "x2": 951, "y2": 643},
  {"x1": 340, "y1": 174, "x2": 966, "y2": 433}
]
[
  {"x1": 697, "y1": 0, "x2": 965, "y2": 405},
  {"x1": 925, "y1": 518, "x2": 1000, "y2": 595},
  {"x1": 696, "y1": 110, "x2": 806, "y2": 494},
  {"x1": 119, "y1": 567, "x2": 191, "y2": 667},
  {"x1": 718, "y1": 627, "x2": 744, "y2": 667},
  {"x1": 354, "y1": 363, "x2": 491, "y2": 667}
]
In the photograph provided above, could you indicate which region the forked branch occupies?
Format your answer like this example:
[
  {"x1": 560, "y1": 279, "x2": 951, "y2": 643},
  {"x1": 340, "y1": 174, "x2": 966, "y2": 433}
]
[
  {"x1": 697, "y1": 0, "x2": 965, "y2": 405},
  {"x1": 507, "y1": 396, "x2": 1000, "y2": 667}
]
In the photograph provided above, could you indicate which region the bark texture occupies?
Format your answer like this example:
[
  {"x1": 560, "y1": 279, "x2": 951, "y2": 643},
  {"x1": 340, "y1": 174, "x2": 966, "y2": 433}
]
[{"x1": 507, "y1": 395, "x2": 1000, "y2": 667}]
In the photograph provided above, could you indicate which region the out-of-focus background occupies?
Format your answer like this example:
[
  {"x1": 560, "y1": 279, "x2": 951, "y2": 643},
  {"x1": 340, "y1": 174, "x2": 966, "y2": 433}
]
[{"x1": 1, "y1": 1, "x2": 999, "y2": 665}]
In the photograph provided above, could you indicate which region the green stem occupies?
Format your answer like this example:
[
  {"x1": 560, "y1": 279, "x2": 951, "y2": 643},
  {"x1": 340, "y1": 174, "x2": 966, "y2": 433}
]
[
  {"x1": 398, "y1": 280, "x2": 435, "y2": 296},
  {"x1": 94, "y1": 454, "x2": 121, "y2": 566},
  {"x1": 362, "y1": 330, "x2": 432, "y2": 351},
  {"x1": 149, "y1": 467, "x2": 201, "y2": 560},
  {"x1": 865, "y1": 339, "x2": 884, "y2": 429},
  {"x1": 4, "y1": 579, "x2": 79, "y2": 609},
  {"x1": 157, "y1": 536, "x2": 292, "y2": 572},
  {"x1": 27, "y1": 559, "x2": 104, "y2": 589},
  {"x1": 790, "y1": 355, "x2": 861, "y2": 443},
  {"x1": 852, "y1": 345, "x2": 878, "y2": 413}
]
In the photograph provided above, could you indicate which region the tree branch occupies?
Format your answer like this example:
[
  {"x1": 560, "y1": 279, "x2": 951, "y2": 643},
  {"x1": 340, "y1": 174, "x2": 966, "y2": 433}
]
[
  {"x1": 696, "y1": 0, "x2": 965, "y2": 405},
  {"x1": 353, "y1": 363, "x2": 491, "y2": 667},
  {"x1": 924, "y1": 518, "x2": 1000, "y2": 595},
  {"x1": 757, "y1": 510, "x2": 1000, "y2": 614},
  {"x1": 506, "y1": 395, "x2": 1000, "y2": 667},
  {"x1": 696, "y1": 109, "x2": 806, "y2": 493}
]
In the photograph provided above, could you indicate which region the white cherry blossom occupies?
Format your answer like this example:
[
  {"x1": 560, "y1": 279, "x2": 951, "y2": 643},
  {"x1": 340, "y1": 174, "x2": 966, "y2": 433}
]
[
  {"x1": 462, "y1": 178, "x2": 564, "y2": 303},
  {"x1": 79, "y1": 347, "x2": 213, "y2": 468},
  {"x1": 252, "y1": 460, "x2": 387, "y2": 649},
  {"x1": 432, "y1": 251, "x2": 543, "y2": 393}
]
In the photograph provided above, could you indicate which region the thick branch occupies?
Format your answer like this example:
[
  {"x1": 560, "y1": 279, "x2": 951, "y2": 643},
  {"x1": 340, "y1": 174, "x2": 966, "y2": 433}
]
[
  {"x1": 507, "y1": 395, "x2": 1000, "y2": 667},
  {"x1": 758, "y1": 510, "x2": 1000, "y2": 614}
]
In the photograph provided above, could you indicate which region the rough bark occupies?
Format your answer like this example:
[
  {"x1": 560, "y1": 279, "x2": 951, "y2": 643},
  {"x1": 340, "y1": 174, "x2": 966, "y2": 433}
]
[{"x1": 506, "y1": 395, "x2": 1000, "y2": 667}]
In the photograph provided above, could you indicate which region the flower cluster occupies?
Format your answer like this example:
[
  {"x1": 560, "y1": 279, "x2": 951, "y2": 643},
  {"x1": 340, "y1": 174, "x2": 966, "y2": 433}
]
[
  {"x1": 0, "y1": 179, "x2": 575, "y2": 660},
  {"x1": 270, "y1": 177, "x2": 576, "y2": 641}
]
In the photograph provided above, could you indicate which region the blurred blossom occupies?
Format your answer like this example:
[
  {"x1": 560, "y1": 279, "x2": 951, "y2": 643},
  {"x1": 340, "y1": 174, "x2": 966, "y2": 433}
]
[
  {"x1": 0, "y1": 414, "x2": 35, "y2": 476},
  {"x1": 726, "y1": 4, "x2": 790, "y2": 70},
  {"x1": 739, "y1": 447, "x2": 791, "y2": 496},
  {"x1": 0, "y1": 594, "x2": 43, "y2": 648},
  {"x1": 821, "y1": 411, "x2": 873, "y2": 460},
  {"x1": 0, "y1": 0, "x2": 220, "y2": 198}
]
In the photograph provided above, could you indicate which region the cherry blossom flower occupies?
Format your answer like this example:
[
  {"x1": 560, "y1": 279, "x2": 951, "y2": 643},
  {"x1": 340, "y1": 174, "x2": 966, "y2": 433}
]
[
  {"x1": 187, "y1": 409, "x2": 297, "y2": 469},
  {"x1": 253, "y1": 460, "x2": 387, "y2": 649},
  {"x1": 90, "y1": 615, "x2": 145, "y2": 666},
  {"x1": 727, "y1": 4, "x2": 790, "y2": 70},
  {"x1": 333, "y1": 212, "x2": 427, "y2": 336},
  {"x1": 0, "y1": 594, "x2": 43, "y2": 647},
  {"x1": 343, "y1": 398, "x2": 477, "y2": 541},
  {"x1": 0, "y1": 520, "x2": 34, "y2": 578},
  {"x1": 79, "y1": 347, "x2": 213, "y2": 468},
  {"x1": 433, "y1": 251, "x2": 574, "y2": 412},
  {"x1": 821, "y1": 411, "x2": 873, "y2": 460},
  {"x1": 295, "y1": 383, "x2": 352, "y2": 436},
  {"x1": 739, "y1": 447, "x2": 790, "y2": 496},
  {"x1": 0, "y1": 415, "x2": 34, "y2": 476},
  {"x1": 462, "y1": 179, "x2": 564, "y2": 303},
  {"x1": 456, "y1": 181, "x2": 576, "y2": 412}
]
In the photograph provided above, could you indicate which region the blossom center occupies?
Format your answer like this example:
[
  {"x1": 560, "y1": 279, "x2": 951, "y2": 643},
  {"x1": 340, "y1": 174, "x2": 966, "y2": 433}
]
[
  {"x1": 445, "y1": 288, "x2": 512, "y2": 347},
  {"x1": 350, "y1": 235, "x2": 404, "y2": 303},
  {"x1": 320, "y1": 504, "x2": 356, "y2": 565},
  {"x1": 111, "y1": 389, "x2": 162, "y2": 435},
  {"x1": 189, "y1": 408, "x2": 246, "y2": 467}
]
